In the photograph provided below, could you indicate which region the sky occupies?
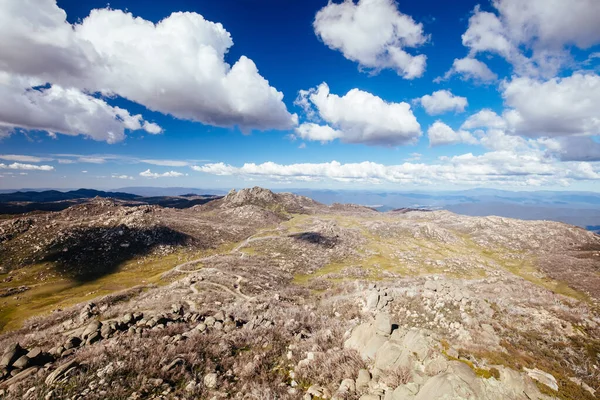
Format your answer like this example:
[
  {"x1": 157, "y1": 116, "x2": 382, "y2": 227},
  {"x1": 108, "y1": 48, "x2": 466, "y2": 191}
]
[{"x1": 1, "y1": 0, "x2": 600, "y2": 191}]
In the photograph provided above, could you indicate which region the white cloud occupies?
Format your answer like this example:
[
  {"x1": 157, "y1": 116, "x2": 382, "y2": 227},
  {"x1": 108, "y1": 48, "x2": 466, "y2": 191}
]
[
  {"x1": 455, "y1": 73, "x2": 600, "y2": 158},
  {"x1": 82, "y1": 170, "x2": 88, "y2": 173},
  {"x1": 461, "y1": 109, "x2": 506, "y2": 130},
  {"x1": 139, "y1": 169, "x2": 184, "y2": 178},
  {"x1": 112, "y1": 174, "x2": 133, "y2": 180},
  {"x1": 494, "y1": 0, "x2": 600, "y2": 50},
  {"x1": 462, "y1": 7, "x2": 513, "y2": 59},
  {"x1": 0, "y1": 162, "x2": 54, "y2": 171},
  {"x1": 478, "y1": 129, "x2": 530, "y2": 152},
  {"x1": 192, "y1": 152, "x2": 600, "y2": 187},
  {"x1": 427, "y1": 121, "x2": 478, "y2": 146},
  {"x1": 76, "y1": 156, "x2": 107, "y2": 164},
  {"x1": 0, "y1": 0, "x2": 296, "y2": 142},
  {"x1": 416, "y1": 90, "x2": 467, "y2": 115},
  {"x1": 296, "y1": 83, "x2": 421, "y2": 146},
  {"x1": 501, "y1": 73, "x2": 600, "y2": 138},
  {"x1": 313, "y1": 0, "x2": 428, "y2": 79},
  {"x1": 191, "y1": 163, "x2": 237, "y2": 176},
  {"x1": 140, "y1": 159, "x2": 190, "y2": 167},
  {"x1": 294, "y1": 123, "x2": 342, "y2": 142},
  {"x1": 457, "y1": 1, "x2": 600, "y2": 78},
  {"x1": 0, "y1": 76, "x2": 160, "y2": 143},
  {"x1": 439, "y1": 57, "x2": 498, "y2": 83},
  {"x1": 0, "y1": 127, "x2": 11, "y2": 139},
  {"x1": 0, "y1": 154, "x2": 52, "y2": 163}
]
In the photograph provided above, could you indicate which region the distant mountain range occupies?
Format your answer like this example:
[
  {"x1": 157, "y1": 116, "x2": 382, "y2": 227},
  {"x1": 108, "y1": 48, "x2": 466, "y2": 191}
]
[
  {"x1": 289, "y1": 188, "x2": 600, "y2": 230},
  {"x1": 1, "y1": 187, "x2": 599, "y2": 231},
  {"x1": 0, "y1": 189, "x2": 139, "y2": 203},
  {"x1": 0, "y1": 188, "x2": 221, "y2": 214}
]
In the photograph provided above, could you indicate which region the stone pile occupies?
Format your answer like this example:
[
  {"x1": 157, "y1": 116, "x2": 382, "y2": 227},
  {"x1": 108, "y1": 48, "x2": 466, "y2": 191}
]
[{"x1": 0, "y1": 304, "x2": 252, "y2": 394}]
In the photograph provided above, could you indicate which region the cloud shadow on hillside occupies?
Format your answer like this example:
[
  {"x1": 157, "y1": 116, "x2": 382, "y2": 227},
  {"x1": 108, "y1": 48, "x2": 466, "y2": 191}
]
[
  {"x1": 42, "y1": 225, "x2": 192, "y2": 282},
  {"x1": 289, "y1": 232, "x2": 337, "y2": 248}
]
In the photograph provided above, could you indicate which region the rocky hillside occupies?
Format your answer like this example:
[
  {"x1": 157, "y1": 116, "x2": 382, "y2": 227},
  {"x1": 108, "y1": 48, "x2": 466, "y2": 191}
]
[
  {"x1": 0, "y1": 188, "x2": 598, "y2": 399},
  {"x1": 215, "y1": 187, "x2": 324, "y2": 215}
]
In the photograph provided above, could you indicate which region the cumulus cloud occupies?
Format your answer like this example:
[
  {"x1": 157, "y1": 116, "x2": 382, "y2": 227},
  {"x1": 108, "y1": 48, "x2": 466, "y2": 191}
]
[
  {"x1": 139, "y1": 169, "x2": 184, "y2": 178},
  {"x1": 416, "y1": 90, "x2": 467, "y2": 115},
  {"x1": 455, "y1": 0, "x2": 600, "y2": 78},
  {"x1": 294, "y1": 123, "x2": 342, "y2": 142},
  {"x1": 192, "y1": 152, "x2": 600, "y2": 187},
  {"x1": 478, "y1": 129, "x2": 530, "y2": 152},
  {"x1": 0, "y1": 0, "x2": 296, "y2": 142},
  {"x1": 461, "y1": 109, "x2": 507, "y2": 130},
  {"x1": 493, "y1": 0, "x2": 600, "y2": 50},
  {"x1": 295, "y1": 83, "x2": 421, "y2": 146},
  {"x1": 191, "y1": 163, "x2": 237, "y2": 176},
  {"x1": 313, "y1": 0, "x2": 428, "y2": 79},
  {"x1": 438, "y1": 57, "x2": 498, "y2": 83},
  {"x1": 0, "y1": 162, "x2": 54, "y2": 171},
  {"x1": 456, "y1": 73, "x2": 600, "y2": 159},
  {"x1": 0, "y1": 77, "x2": 159, "y2": 143},
  {"x1": 427, "y1": 121, "x2": 478, "y2": 146},
  {"x1": 501, "y1": 73, "x2": 600, "y2": 138}
]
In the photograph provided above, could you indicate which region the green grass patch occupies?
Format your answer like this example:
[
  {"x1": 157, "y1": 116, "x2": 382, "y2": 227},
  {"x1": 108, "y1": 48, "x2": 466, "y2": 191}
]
[{"x1": 0, "y1": 247, "x2": 212, "y2": 333}]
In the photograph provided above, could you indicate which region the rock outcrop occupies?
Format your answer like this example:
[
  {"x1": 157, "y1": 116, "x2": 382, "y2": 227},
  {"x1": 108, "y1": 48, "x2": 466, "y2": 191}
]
[{"x1": 343, "y1": 313, "x2": 551, "y2": 400}]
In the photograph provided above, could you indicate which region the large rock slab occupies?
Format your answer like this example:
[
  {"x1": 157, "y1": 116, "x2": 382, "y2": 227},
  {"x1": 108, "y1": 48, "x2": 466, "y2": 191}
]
[
  {"x1": 524, "y1": 368, "x2": 558, "y2": 391},
  {"x1": 46, "y1": 360, "x2": 78, "y2": 385},
  {"x1": 0, "y1": 344, "x2": 25, "y2": 368},
  {"x1": 414, "y1": 371, "x2": 479, "y2": 400},
  {"x1": 345, "y1": 314, "x2": 399, "y2": 360},
  {"x1": 375, "y1": 313, "x2": 393, "y2": 337}
]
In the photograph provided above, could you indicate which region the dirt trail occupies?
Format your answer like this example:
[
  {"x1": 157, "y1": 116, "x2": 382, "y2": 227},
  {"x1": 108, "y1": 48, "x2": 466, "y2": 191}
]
[{"x1": 171, "y1": 227, "x2": 286, "y2": 303}]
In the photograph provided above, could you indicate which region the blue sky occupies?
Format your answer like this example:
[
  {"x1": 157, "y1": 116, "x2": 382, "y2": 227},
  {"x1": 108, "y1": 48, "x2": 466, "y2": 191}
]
[{"x1": 1, "y1": 0, "x2": 600, "y2": 191}]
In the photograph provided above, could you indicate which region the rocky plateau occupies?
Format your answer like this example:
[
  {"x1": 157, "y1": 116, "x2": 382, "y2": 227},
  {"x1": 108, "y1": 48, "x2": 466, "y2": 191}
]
[{"x1": 0, "y1": 187, "x2": 598, "y2": 400}]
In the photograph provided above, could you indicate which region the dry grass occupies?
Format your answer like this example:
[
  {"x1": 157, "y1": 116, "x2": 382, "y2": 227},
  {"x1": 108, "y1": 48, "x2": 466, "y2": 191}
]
[
  {"x1": 381, "y1": 366, "x2": 412, "y2": 387},
  {"x1": 4, "y1": 293, "x2": 365, "y2": 399}
]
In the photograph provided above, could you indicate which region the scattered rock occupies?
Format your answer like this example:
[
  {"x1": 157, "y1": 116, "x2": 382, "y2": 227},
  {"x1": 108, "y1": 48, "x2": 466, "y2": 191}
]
[
  {"x1": 307, "y1": 384, "x2": 331, "y2": 399},
  {"x1": 0, "y1": 367, "x2": 39, "y2": 388},
  {"x1": 86, "y1": 331, "x2": 101, "y2": 345},
  {"x1": 1, "y1": 343, "x2": 25, "y2": 368},
  {"x1": 337, "y1": 378, "x2": 356, "y2": 394},
  {"x1": 204, "y1": 373, "x2": 218, "y2": 389},
  {"x1": 375, "y1": 313, "x2": 393, "y2": 337},
  {"x1": 162, "y1": 358, "x2": 184, "y2": 372},
  {"x1": 12, "y1": 355, "x2": 30, "y2": 369},
  {"x1": 45, "y1": 360, "x2": 78, "y2": 385},
  {"x1": 356, "y1": 369, "x2": 371, "y2": 393},
  {"x1": 64, "y1": 337, "x2": 82, "y2": 350},
  {"x1": 82, "y1": 320, "x2": 102, "y2": 340}
]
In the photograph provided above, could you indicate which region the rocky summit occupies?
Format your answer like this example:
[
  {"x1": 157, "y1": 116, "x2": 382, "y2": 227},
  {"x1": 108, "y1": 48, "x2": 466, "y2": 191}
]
[{"x1": 0, "y1": 187, "x2": 598, "y2": 399}]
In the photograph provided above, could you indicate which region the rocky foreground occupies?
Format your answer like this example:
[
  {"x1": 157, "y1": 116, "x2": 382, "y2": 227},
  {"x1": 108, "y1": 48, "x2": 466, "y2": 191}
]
[{"x1": 0, "y1": 187, "x2": 599, "y2": 399}]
